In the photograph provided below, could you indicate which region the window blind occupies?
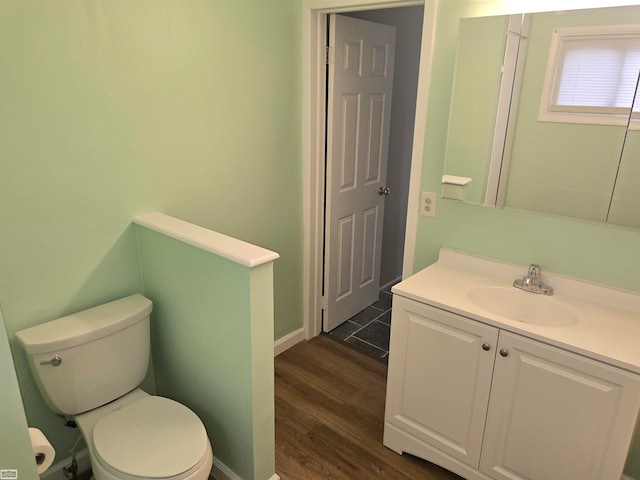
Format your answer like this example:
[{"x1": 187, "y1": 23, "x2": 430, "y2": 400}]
[
  {"x1": 553, "y1": 35, "x2": 640, "y2": 115},
  {"x1": 539, "y1": 25, "x2": 640, "y2": 126}
]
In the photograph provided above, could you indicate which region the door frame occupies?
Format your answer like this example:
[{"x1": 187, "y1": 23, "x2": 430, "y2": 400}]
[{"x1": 302, "y1": 0, "x2": 438, "y2": 339}]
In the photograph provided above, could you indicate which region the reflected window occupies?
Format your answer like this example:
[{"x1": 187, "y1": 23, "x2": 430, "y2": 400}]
[{"x1": 539, "y1": 24, "x2": 640, "y2": 127}]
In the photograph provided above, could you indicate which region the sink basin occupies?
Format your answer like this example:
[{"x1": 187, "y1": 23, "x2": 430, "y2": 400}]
[{"x1": 466, "y1": 287, "x2": 577, "y2": 327}]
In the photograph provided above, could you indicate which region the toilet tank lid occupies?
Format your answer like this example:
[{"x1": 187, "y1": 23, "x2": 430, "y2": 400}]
[{"x1": 15, "y1": 295, "x2": 153, "y2": 355}]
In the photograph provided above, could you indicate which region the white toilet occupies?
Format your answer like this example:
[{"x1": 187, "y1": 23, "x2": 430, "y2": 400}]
[{"x1": 15, "y1": 294, "x2": 213, "y2": 480}]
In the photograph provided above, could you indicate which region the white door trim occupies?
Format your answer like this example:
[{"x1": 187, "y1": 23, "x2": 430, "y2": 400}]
[{"x1": 302, "y1": 0, "x2": 438, "y2": 339}]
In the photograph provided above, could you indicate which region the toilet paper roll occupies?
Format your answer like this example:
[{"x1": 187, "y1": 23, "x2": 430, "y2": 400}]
[{"x1": 28, "y1": 427, "x2": 55, "y2": 474}]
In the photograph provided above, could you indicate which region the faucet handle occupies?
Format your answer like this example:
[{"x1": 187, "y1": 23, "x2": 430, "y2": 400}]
[
  {"x1": 527, "y1": 264, "x2": 541, "y2": 277},
  {"x1": 514, "y1": 264, "x2": 553, "y2": 295}
]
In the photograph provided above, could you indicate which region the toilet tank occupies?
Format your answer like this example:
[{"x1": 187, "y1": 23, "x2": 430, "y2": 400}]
[{"x1": 15, "y1": 294, "x2": 153, "y2": 415}]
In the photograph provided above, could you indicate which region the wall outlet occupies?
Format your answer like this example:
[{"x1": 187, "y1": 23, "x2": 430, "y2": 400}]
[{"x1": 420, "y1": 192, "x2": 437, "y2": 217}]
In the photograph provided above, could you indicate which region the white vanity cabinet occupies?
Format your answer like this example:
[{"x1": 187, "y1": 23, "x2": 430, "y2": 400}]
[
  {"x1": 384, "y1": 296, "x2": 498, "y2": 468},
  {"x1": 384, "y1": 295, "x2": 640, "y2": 480}
]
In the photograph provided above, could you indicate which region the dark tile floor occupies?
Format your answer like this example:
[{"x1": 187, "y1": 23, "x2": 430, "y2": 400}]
[{"x1": 328, "y1": 288, "x2": 393, "y2": 361}]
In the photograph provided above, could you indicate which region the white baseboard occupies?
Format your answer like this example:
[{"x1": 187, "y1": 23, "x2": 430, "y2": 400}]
[
  {"x1": 212, "y1": 458, "x2": 240, "y2": 480},
  {"x1": 622, "y1": 475, "x2": 637, "y2": 480},
  {"x1": 212, "y1": 457, "x2": 279, "y2": 480},
  {"x1": 274, "y1": 328, "x2": 305, "y2": 356},
  {"x1": 41, "y1": 449, "x2": 91, "y2": 480}
]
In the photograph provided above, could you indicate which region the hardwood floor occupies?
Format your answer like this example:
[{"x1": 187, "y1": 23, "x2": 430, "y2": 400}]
[{"x1": 275, "y1": 335, "x2": 464, "y2": 480}]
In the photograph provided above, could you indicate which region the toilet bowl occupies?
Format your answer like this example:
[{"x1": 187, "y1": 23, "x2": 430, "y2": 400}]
[
  {"x1": 14, "y1": 295, "x2": 214, "y2": 480},
  {"x1": 75, "y1": 389, "x2": 213, "y2": 480}
]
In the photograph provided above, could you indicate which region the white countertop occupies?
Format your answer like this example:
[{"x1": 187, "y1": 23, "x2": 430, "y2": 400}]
[{"x1": 393, "y1": 248, "x2": 640, "y2": 375}]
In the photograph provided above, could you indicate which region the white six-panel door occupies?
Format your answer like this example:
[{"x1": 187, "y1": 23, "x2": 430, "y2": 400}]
[{"x1": 323, "y1": 14, "x2": 396, "y2": 332}]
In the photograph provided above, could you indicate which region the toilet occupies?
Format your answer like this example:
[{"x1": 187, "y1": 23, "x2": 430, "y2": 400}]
[{"x1": 15, "y1": 294, "x2": 213, "y2": 480}]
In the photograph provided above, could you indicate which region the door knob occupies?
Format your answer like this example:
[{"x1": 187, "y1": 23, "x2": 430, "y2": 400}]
[
  {"x1": 482, "y1": 343, "x2": 491, "y2": 351},
  {"x1": 378, "y1": 187, "x2": 390, "y2": 196},
  {"x1": 499, "y1": 348, "x2": 509, "y2": 357}
]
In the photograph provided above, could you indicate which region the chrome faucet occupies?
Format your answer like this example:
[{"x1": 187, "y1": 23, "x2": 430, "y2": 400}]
[{"x1": 513, "y1": 264, "x2": 554, "y2": 295}]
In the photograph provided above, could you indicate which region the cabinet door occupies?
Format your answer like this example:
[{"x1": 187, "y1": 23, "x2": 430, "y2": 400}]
[
  {"x1": 480, "y1": 331, "x2": 640, "y2": 480},
  {"x1": 385, "y1": 296, "x2": 499, "y2": 467}
]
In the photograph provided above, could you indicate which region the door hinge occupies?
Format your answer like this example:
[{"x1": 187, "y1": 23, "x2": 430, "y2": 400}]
[
  {"x1": 325, "y1": 46, "x2": 334, "y2": 65},
  {"x1": 322, "y1": 296, "x2": 328, "y2": 310}
]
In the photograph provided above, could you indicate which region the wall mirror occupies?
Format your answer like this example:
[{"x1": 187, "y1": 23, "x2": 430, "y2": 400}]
[{"x1": 442, "y1": 5, "x2": 640, "y2": 229}]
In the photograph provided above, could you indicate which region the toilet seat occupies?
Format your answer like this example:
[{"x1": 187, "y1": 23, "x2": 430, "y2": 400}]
[{"x1": 92, "y1": 396, "x2": 209, "y2": 478}]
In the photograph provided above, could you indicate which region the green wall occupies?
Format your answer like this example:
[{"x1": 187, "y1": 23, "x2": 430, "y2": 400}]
[
  {"x1": 0, "y1": 0, "x2": 301, "y2": 470},
  {"x1": 415, "y1": 1, "x2": 640, "y2": 476},
  {"x1": 0, "y1": 309, "x2": 38, "y2": 480},
  {"x1": 443, "y1": 14, "x2": 508, "y2": 204},
  {"x1": 135, "y1": 226, "x2": 276, "y2": 480},
  {"x1": 610, "y1": 130, "x2": 640, "y2": 229}
]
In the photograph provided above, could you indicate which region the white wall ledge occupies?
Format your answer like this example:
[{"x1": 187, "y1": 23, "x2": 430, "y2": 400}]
[{"x1": 133, "y1": 212, "x2": 280, "y2": 268}]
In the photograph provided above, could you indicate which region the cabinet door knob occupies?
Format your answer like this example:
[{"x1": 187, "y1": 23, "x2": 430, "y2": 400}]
[
  {"x1": 482, "y1": 343, "x2": 491, "y2": 351},
  {"x1": 499, "y1": 348, "x2": 509, "y2": 357}
]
